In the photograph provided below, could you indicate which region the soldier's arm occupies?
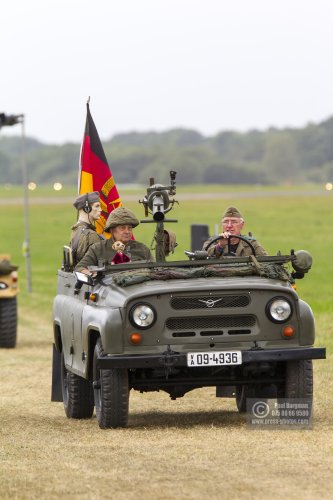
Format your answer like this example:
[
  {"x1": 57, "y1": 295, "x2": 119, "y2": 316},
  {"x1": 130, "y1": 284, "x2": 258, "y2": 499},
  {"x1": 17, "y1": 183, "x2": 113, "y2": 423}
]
[
  {"x1": 203, "y1": 236, "x2": 228, "y2": 257},
  {"x1": 241, "y1": 234, "x2": 268, "y2": 257},
  {"x1": 253, "y1": 241, "x2": 268, "y2": 256},
  {"x1": 75, "y1": 244, "x2": 99, "y2": 272}
]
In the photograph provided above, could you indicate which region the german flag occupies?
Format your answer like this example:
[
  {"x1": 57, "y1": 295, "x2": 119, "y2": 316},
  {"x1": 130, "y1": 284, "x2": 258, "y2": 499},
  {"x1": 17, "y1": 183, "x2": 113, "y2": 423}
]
[{"x1": 78, "y1": 102, "x2": 122, "y2": 235}]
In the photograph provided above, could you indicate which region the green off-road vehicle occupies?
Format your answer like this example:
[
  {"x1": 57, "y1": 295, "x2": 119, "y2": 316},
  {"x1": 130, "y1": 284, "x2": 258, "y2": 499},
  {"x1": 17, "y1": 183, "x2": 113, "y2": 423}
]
[
  {"x1": 0, "y1": 255, "x2": 19, "y2": 348},
  {"x1": 52, "y1": 173, "x2": 326, "y2": 428}
]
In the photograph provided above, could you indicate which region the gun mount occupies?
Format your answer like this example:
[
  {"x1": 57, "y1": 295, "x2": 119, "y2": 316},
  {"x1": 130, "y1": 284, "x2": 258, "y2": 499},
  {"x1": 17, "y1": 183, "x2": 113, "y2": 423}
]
[{"x1": 139, "y1": 171, "x2": 178, "y2": 262}]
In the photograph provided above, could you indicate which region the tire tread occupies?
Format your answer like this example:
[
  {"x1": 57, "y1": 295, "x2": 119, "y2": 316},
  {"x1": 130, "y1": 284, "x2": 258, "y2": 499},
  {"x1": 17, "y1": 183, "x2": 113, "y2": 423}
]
[
  {"x1": 62, "y1": 354, "x2": 94, "y2": 419},
  {"x1": 0, "y1": 297, "x2": 17, "y2": 348},
  {"x1": 94, "y1": 339, "x2": 129, "y2": 429}
]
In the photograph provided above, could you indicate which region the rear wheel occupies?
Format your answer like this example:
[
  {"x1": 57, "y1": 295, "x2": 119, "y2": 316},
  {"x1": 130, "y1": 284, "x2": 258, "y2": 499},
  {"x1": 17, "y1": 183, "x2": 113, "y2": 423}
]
[
  {"x1": 61, "y1": 352, "x2": 94, "y2": 419},
  {"x1": 0, "y1": 297, "x2": 17, "y2": 348},
  {"x1": 93, "y1": 338, "x2": 129, "y2": 429}
]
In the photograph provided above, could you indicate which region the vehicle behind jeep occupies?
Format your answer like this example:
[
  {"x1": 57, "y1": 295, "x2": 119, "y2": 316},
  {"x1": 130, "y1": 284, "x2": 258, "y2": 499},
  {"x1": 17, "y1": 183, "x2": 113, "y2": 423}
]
[
  {"x1": 0, "y1": 254, "x2": 19, "y2": 348},
  {"x1": 52, "y1": 174, "x2": 326, "y2": 428}
]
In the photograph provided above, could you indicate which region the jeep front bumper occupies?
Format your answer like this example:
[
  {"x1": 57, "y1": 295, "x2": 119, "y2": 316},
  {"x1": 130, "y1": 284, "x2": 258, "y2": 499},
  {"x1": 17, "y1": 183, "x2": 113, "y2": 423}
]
[{"x1": 97, "y1": 346, "x2": 326, "y2": 370}]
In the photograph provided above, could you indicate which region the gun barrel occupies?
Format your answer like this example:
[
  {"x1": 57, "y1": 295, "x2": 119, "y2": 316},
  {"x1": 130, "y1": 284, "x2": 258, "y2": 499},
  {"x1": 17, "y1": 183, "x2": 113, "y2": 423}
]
[{"x1": 152, "y1": 194, "x2": 165, "y2": 221}]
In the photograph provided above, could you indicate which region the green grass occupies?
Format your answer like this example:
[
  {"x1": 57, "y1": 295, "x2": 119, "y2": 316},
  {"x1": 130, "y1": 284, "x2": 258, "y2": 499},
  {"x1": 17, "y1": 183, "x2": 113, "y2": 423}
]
[
  {"x1": 0, "y1": 184, "x2": 331, "y2": 499},
  {"x1": 0, "y1": 181, "x2": 328, "y2": 198}
]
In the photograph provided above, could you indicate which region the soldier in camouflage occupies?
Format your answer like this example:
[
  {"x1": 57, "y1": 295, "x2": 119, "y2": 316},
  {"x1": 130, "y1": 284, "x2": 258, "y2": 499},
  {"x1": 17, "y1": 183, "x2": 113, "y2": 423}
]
[
  {"x1": 70, "y1": 192, "x2": 103, "y2": 265},
  {"x1": 75, "y1": 207, "x2": 154, "y2": 274},
  {"x1": 204, "y1": 206, "x2": 267, "y2": 257}
]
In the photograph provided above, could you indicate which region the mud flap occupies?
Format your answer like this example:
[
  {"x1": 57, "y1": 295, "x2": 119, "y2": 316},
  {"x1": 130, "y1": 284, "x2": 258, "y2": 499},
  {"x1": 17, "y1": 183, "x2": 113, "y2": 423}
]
[
  {"x1": 51, "y1": 343, "x2": 63, "y2": 402},
  {"x1": 216, "y1": 386, "x2": 236, "y2": 398}
]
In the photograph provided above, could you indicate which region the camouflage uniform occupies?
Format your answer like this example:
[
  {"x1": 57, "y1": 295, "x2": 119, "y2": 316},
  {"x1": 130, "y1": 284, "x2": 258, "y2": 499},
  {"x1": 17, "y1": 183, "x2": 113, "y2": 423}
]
[
  {"x1": 70, "y1": 222, "x2": 102, "y2": 265},
  {"x1": 75, "y1": 238, "x2": 154, "y2": 271},
  {"x1": 205, "y1": 236, "x2": 267, "y2": 258}
]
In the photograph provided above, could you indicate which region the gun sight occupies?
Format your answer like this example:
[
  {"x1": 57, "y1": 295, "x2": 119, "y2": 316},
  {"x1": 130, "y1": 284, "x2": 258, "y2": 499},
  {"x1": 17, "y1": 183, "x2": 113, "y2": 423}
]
[{"x1": 139, "y1": 171, "x2": 178, "y2": 223}]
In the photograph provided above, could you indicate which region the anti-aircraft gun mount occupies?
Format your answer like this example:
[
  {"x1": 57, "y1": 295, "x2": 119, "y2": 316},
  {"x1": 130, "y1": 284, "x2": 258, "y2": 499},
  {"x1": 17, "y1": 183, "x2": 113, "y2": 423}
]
[{"x1": 139, "y1": 170, "x2": 178, "y2": 262}]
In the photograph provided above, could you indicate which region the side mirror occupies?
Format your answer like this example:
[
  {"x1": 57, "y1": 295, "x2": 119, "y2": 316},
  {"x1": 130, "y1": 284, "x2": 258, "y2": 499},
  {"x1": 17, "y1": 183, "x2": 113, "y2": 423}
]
[
  {"x1": 74, "y1": 271, "x2": 94, "y2": 285},
  {"x1": 74, "y1": 272, "x2": 94, "y2": 294}
]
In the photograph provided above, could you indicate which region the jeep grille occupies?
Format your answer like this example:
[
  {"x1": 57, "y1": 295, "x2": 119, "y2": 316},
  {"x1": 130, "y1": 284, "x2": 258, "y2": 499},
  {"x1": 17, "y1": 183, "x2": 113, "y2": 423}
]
[
  {"x1": 166, "y1": 315, "x2": 256, "y2": 330},
  {"x1": 170, "y1": 294, "x2": 250, "y2": 310}
]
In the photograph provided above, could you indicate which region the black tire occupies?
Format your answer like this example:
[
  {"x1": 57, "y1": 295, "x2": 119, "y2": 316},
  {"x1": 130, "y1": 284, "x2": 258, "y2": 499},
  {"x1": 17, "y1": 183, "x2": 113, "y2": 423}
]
[
  {"x1": 93, "y1": 338, "x2": 129, "y2": 429},
  {"x1": 235, "y1": 385, "x2": 256, "y2": 413},
  {"x1": 0, "y1": 297, "x2": 17, "y2": 348},
  {"x1": 236, "y1": 384, "x2": 276, "y2": 413},
  {"x1": 61, "y1": 352, "x2": 94, "y2": 419},
  {"x1": 285, "y1": 360, "x2": 313, "y2": 399}
]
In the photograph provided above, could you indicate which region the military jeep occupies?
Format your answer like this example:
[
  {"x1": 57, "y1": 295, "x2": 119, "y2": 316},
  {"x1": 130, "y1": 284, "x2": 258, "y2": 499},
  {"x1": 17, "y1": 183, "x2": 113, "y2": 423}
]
[
  {"x1": 52, "y1": 175, "x2": 326, "y2": 428},
  {"x1": 0, "y1": 255, "x2": 19, "y2": 348}
]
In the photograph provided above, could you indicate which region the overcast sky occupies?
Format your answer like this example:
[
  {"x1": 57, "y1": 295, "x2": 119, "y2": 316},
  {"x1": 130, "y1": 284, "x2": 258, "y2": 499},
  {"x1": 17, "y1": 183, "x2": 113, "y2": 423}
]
[{"x1": 1, "y1": 0, "x2": 333, "y2": 144}]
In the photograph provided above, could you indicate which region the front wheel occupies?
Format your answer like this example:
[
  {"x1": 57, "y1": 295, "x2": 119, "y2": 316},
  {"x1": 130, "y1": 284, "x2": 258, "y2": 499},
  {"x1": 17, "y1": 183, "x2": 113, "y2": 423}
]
[
  {"x1": 61, "y1": 352, "x2": 94, "y2": 419},
  {"x1": 93, "y1": 338, "x2": 129, "y2": 429},
  {"x1": 285, "y1": 359, "x2": 313, "y2": 399}
]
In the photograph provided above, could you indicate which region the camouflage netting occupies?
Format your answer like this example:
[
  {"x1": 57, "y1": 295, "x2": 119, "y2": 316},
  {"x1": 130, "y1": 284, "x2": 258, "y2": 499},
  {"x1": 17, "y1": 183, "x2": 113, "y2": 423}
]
[{"x1": 110, "y1": 262, "x2": 292, "y2": 287}]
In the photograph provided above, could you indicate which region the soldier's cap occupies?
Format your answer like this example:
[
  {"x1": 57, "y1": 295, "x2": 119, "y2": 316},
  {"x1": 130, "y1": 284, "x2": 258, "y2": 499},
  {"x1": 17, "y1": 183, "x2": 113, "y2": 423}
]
[
  {"x1": 104, "y1": 207, "x2": 139, "y2": 231},
  {"x1": 0, "y1": 258, "x2": 18, "y2": 275},
  {"x1": 222, "y1": 206, "x2": 243, "y2": 219},
  {"x1": 73, "y1": 191, "x2": 100, "y2": 210}
]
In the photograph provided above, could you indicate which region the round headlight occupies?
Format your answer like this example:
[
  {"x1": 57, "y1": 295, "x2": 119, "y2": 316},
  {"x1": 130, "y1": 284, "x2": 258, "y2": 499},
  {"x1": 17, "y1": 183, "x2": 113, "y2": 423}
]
[
  {"x1": 129, "y1": 303, "x2": 156, "y2": 329},
  {"x1": 266, "y1": 297, "x2": 292, "y2": 323}
]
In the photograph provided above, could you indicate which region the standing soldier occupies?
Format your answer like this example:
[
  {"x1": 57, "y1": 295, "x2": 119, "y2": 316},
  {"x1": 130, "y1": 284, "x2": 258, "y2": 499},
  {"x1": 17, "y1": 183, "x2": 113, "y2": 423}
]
[{"x1": 70, "y1": 192, "x2": 103, "y2": 265}]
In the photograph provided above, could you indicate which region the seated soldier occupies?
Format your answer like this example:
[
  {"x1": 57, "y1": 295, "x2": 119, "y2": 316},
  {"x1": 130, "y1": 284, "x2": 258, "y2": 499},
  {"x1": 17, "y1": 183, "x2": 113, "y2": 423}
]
[
  {"x1": 70, "y1": 191, "x2": 103, "y2": 265},
  {"x1": 204, "y1": 206, "x2": 267, "y2": 257},
  {"x1": 75, "y1": 207, "x2": 154, "y2": 275}
]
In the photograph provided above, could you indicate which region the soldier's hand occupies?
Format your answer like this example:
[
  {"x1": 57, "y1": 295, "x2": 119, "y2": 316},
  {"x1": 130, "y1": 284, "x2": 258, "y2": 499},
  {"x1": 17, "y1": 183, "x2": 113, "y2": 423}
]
[
  {"x1": 217, "y1": 232, "x2": 231, "y2": 248},
  {"x1": 82, "y1": 268, "x2": 97, "y2": 278}
]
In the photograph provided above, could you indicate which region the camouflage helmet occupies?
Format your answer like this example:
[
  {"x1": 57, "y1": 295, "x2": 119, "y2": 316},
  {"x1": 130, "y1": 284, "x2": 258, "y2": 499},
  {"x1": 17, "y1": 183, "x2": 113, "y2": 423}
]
[
  {"x1": 104, "y1": 207, "x2": 140, "y2": 231},
  {"x1": 222, "y1": 206, "x2": 243, "y2": 219}
]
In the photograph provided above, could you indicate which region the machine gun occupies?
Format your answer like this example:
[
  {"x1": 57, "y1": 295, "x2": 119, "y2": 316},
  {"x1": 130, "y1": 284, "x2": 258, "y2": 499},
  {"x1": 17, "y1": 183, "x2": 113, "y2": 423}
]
[{"x1": 139, "y1": 170, "x2": 178, "y2": 262}]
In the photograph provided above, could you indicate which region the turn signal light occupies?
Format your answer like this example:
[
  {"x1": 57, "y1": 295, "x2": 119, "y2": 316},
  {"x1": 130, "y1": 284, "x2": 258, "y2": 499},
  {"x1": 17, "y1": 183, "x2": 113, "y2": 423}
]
[
  {"x1": 89, "y1": 293, "x2": 98, "y2": 302},
  {"x1": 282, "y1": 325, "x2": 295, "y2": 338},
  {"x1": 130, "y1": 333, "x2": 142, "y2": 345}
]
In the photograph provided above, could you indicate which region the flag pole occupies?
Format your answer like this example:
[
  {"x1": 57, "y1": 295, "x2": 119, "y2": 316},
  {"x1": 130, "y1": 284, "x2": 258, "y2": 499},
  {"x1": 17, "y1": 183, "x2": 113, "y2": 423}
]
[{"x1": 21, "y1": 115, "x2": 32, "y2": 293}]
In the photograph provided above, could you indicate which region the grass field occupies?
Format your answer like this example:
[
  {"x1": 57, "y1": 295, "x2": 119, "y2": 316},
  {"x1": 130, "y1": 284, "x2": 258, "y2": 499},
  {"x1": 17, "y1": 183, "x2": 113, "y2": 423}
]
[{"x1": 0, "y1": 184, "x2": 332, "y2": 499}]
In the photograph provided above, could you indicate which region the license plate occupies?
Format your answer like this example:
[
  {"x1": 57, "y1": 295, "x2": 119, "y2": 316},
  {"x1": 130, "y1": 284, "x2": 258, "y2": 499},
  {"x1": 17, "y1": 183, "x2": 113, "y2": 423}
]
[{"x1": 187, "y1": 351, "x2": 242, "y2": 367}]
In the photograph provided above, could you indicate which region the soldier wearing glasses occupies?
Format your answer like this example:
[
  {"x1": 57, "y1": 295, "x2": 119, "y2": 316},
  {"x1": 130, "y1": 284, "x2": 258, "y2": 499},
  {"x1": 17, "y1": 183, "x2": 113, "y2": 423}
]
[{"x1": 204, "y1": 206, "x2": 267, "y2": 257}]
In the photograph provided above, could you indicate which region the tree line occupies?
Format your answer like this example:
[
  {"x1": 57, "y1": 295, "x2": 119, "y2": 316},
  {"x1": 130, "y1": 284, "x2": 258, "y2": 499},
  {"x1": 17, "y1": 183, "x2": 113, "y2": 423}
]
[{"x1": 1, "y1": 116, "x2": 333, "y2": 185}]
